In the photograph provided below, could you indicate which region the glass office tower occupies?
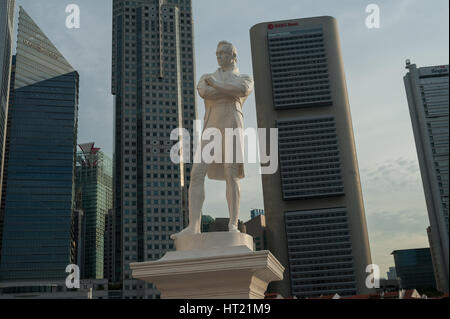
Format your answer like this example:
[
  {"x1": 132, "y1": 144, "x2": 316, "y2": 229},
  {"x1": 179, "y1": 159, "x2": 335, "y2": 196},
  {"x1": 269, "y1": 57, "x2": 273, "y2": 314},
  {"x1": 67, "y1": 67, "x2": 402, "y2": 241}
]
[
  {"x1": 112, "y1": 0, "x2": 197, "y2": 299},
  {"x1": 0, "y1": 7, "x2": 79, "y2": 282},
  {"x1": 0, "y1": 0, "x2": 16, "y2": 258},
  {"x1": 76, "y1": 143, "x2": 113, "y2": 279}
]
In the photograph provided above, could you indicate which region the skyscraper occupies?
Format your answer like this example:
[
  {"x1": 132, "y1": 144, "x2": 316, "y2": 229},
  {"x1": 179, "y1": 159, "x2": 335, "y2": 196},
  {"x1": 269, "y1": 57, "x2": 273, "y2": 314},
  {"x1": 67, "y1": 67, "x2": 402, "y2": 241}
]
[
  {"x1": 0, "y1": 0, "x2": 16, "y2": 257},
  {"x1": 404, "y1": 62, "x2": 449, "y2": 293},
  {"x1": 111, "y1": 0, "x2": 197, "y2": 299},
  {"x1": 0, "y1": 7, "x2": 79, "y2": 282},
  {"x1": 250, "y1": 17, "x2": 373, "y2": 298},
  {"x1": 76, "y1": 143, "x2": 113, "y2": 279}
]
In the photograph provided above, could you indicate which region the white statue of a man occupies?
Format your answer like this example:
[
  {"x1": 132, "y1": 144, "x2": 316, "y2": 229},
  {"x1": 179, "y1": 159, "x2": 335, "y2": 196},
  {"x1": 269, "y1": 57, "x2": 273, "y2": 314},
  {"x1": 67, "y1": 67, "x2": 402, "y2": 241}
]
[{"x1": 171, "y1": 41, "x2": 254, "y2": 238}]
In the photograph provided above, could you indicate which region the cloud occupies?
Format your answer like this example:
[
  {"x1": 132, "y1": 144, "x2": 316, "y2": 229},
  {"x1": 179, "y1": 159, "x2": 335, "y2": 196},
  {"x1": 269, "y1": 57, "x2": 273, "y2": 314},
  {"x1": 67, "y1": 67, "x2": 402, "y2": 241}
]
[
  {"x1": 361, "y1": 157, "x2": 431, "y2": 275},
  {"x1": 361, "y1": 157, "x2": 427, "y2": 208},
  {"x1": 369, "y1": 208, "x2": 429, "y2": 234}
]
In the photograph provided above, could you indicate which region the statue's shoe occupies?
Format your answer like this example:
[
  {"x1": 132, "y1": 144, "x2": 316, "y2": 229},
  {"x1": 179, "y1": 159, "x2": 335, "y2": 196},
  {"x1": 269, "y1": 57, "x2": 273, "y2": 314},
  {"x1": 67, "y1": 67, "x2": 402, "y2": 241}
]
[
  {"x1": 228, "y1": 225, "x2": 241, "y2": 233},
  {"x1": 170, "y1": 227, "x2": 200, "y2": 240}
]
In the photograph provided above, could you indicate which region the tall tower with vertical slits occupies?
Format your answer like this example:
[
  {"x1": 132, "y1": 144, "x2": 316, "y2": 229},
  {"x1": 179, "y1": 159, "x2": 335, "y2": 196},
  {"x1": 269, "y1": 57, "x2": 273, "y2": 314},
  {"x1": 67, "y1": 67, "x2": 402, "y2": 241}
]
[
  {"x1": 112, "y1": 0, "x2": 197, "y2": 299},
  {"x1": 250, "y1": 17, "x2": 373, "y2": 299}
]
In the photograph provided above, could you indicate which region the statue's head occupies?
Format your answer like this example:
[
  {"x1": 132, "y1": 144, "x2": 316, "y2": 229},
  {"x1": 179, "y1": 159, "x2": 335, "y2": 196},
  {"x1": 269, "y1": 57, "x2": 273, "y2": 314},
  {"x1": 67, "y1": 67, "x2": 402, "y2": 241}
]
[{"x1": 216, "y1": 41, "x2": 237, "y2": 69}]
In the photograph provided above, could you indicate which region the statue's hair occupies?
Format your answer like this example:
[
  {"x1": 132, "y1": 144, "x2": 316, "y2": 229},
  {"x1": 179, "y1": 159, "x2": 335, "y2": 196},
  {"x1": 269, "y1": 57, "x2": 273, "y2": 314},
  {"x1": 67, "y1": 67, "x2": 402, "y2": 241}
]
[{"x1": 217, "y1": 41, "x2": 238, "y2": 63}]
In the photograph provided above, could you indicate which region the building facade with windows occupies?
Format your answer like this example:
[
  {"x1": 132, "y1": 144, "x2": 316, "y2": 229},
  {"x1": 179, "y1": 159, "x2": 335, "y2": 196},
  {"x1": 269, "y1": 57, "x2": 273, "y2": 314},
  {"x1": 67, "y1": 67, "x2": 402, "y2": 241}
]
[
  {"x1": 404, "y1": 62, "x2": 449, "y2": 293},
  {"x1": 111, "y1": 0, "x2": 197, "y2": 299},
  {"x1": 0, "y1": 0, "x2": 16, "y2": 259},
  {"x1": 392, "y1": 248, "x2": 437, "y2": 291},
  {"x1": 75, "y1": 143, "x2": 113, "y2": 279},
  {"x1": 0, "y1": 7, "x2": 79, "y2": 282},
  {"x1": 250, "y1": 16, "x2": 372, "y2": 298},
  {"x1": 0, "y1": 279, "x2": 109, "y2": 299},
  {"x1": 0, "y1": 55, "x2": 15, "y2": 265},
  {"x1": 245, "y1": 214, "x2": 267, "y2": 251},
  {"x1": 250, "y1": 208, "x2": 265, "y2": 219}
]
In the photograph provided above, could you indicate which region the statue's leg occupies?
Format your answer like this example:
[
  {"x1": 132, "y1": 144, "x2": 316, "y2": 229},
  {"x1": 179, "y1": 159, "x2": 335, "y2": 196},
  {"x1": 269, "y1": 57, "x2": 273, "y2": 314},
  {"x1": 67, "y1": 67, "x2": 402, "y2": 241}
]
[
  {"x1": 188, "y1": 162, "x2": 208, "y2": 233},
  {"x1": 224, "y1": 164, "x2": 241, "y2": 233},
  {"x1": 170, "y1": 162, "x2": 207, "y2": 239}
]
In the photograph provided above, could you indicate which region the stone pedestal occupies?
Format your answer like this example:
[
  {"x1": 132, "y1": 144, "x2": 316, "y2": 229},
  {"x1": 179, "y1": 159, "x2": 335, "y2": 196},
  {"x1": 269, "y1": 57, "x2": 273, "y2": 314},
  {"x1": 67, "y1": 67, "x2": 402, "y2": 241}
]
[{"x1": 130, "y1": 232, "x2": 285, "y2": 299}]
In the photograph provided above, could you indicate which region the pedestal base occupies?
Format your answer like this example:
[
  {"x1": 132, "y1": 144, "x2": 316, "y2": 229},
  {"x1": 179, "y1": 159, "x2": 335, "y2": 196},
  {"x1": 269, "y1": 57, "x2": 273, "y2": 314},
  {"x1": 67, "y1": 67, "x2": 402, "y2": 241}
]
[{"x1": 130, "y1": 232, "x2": 284, "y2": 299}]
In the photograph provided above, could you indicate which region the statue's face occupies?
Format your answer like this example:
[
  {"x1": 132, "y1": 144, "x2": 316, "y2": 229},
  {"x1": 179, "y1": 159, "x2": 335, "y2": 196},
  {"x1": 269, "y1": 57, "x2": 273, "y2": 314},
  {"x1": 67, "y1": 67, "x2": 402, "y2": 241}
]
[{"x1": 216, "y1": 45, "x2": 234, "y2": 69}]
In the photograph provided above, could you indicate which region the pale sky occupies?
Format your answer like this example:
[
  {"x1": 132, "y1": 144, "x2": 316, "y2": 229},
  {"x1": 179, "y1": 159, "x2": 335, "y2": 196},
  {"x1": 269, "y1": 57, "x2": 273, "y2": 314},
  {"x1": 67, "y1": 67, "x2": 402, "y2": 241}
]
[{"x1": 13, "y1": 0, "x2": 450, "y2": 277}]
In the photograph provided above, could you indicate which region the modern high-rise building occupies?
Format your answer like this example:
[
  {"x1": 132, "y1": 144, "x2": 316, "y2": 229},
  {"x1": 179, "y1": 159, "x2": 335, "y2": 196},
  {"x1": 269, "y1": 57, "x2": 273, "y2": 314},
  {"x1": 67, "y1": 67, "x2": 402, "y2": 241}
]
[
  {"x1": 75, "y1": 143, "x2": 113, "y2": 279},
  {"x1": 0, "y1": 7, "x2": 79, "y2": 282},
  {"x1": 250, "y1": 17, "x2": 373, "y2": 298},
  {"x1": 250, "y1": 208, "x2": 265, "y2": 219},
  {"x1": 0, "y1": 55, "x2": 15, "y2": 264},
  {"x1": 245, "y1": 214, "x2": 267, "y2": 251},
  {"x1": 0, "y1": 0, "x2": 16, "y2": 258},
  {"x1": 404, "y1": 62, "x2": 449, "y2": 293},
  {"x1": 392, "y1": 248, "x2": 437, "y2": 291},
  {"x1": 111, "y1": 0, "x2": 197, "y2": 299}
]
